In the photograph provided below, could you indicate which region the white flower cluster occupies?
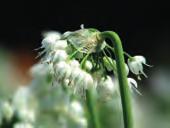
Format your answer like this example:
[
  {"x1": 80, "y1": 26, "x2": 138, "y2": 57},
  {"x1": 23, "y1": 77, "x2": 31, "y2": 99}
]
[
  {"x1": 0, "y1": 27, "x2": 151, "y2": 128},
  {"x1": 0, "y1": 86, "x2": 35, "y2": 128},
  {"x1": 12, "y1": 87, "x2": 36, "y2": 123},
  {"x1": 39, "y1": 30, "x2": 151, "y2": 98},
  {"x1": 29, "y1": 61, "x2": 88, "y2": 128},
  {"x1": 39, "y1": 31, "x2": 95, "y2": 97},
  {"x1": 0, "y1": 61, "x2": 88, "y2": 128}
]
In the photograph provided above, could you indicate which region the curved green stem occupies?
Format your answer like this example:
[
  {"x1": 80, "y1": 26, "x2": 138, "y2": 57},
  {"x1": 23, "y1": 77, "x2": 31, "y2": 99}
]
[
  {"x1": 106, "y1": 43, "x2": 132, "y2": 58},
  {"x1": 86, "y1": 89, "x2": 100, "y2": 128},
  {"x1": 101, "y1": 31, "x2": 133, "y2": 128}
]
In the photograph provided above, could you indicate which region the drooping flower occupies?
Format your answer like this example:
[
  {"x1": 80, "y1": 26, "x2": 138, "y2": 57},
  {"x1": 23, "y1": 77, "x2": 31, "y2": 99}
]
[
  {"x1": 127, "y1": 78, "x2": 142, "y2": 95},
  {"x1": 128, "y1": 56, "x2": 151, "y2": 80}
]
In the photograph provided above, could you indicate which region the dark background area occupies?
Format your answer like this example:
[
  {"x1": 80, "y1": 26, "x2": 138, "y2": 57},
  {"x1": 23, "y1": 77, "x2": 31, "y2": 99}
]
[{"x1": 0, "y1": 0, "x2": 170, "y2": 67}]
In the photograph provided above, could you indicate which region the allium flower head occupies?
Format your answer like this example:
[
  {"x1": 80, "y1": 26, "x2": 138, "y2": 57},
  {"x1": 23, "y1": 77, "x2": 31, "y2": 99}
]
[{"x1": 37, "y1": 26, "x2": 151, "y2": 98}]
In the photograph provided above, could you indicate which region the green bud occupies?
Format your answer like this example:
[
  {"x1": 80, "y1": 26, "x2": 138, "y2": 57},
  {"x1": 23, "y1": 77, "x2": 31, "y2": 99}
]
[
  {"x1": 65, "y1": 28, "x2": 105, "y2": 53},
  {"x1": 103, "y1": 56, "x2": 116, "y2": 72}
]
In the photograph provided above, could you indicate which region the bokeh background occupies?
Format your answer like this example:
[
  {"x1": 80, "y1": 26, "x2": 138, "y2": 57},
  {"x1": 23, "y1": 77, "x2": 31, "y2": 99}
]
[{"x1": 0, "y1": 1, "x2": 170, "y2": 128}]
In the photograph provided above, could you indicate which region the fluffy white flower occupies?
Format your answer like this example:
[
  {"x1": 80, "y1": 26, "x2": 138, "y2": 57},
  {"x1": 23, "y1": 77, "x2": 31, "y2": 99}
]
[
  {"x1": 69, "y1": 60, "x2": 80, "y2": 68},
  {"x1": 14, "y1": 122, "x2": 34, "y2": 128},
  {"x1": 70, "y1": 101, "x2": 83, "y2": 116},
  {"x1": 42, "y1": 31, "x2": 61, "y2": 49},
  {"x1": 52, "y1": 50, "x2": 68, "y2": 64},
  {"x1": 75, "y1": 71, "x2": 85, "y2": 85},
  {"x1": 70, "y1": 68, "x2": 85, "y2": 93},
  {"x1": 39, "y1": 31, "x2": 62, "y2": 58},
  {"x1": 54, "y1": 61, "x2": 71, "y2": 80},
  {"x1": 13, "y1": 87, "x2": 31, "y2": 109},
  {"x1": 53, "y1": 40, "x2": 68, "y2": 50},
  {"x1": 97, "y1": 76, "x2": 115, "y2": 100},
  {"x1": 42, "y1": 31, "x2": 61, "y2": 39},
  {"x1": 0, "y1": 101, "x2": 14, "y2": 121},
  {"x1": 69, "y1": 100, "x2": 87, "y2": 127},
  {"x1": 72, "y1": 71, "x2": 86, "y2": 95},
  {"x1": 54, "y1": 60, "x2": 94, "y2": 96},
  {"x1": 128, "y1": 56, "x2": 151, "y2": 79},
  {"x1": 12, "y1": 87, "x2": 37, "y2": 122}
]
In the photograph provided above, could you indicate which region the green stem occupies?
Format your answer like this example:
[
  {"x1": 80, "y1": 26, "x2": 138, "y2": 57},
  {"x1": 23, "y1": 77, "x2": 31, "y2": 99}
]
[
  {"x1": 86, "y1": 89, "x2": 100, "y2": 128},
  {"x1": 106, "y1": 43, "x2": 132, "y2": 58},
  {"x1": 101, "y1": 31, "x2": 133, "y2": 128},
  {"x1": 68, "y1": 47, "x2": 82, "y2": 59}
]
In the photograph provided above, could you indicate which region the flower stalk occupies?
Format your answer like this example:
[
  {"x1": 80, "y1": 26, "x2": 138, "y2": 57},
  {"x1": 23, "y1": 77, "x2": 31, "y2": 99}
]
[
  {"x1": 101, "y1": 31, "x2": 133, "y2": 128},
  {"x1": 86, "y1": 89, "x2": 100, "y2": 128}
]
